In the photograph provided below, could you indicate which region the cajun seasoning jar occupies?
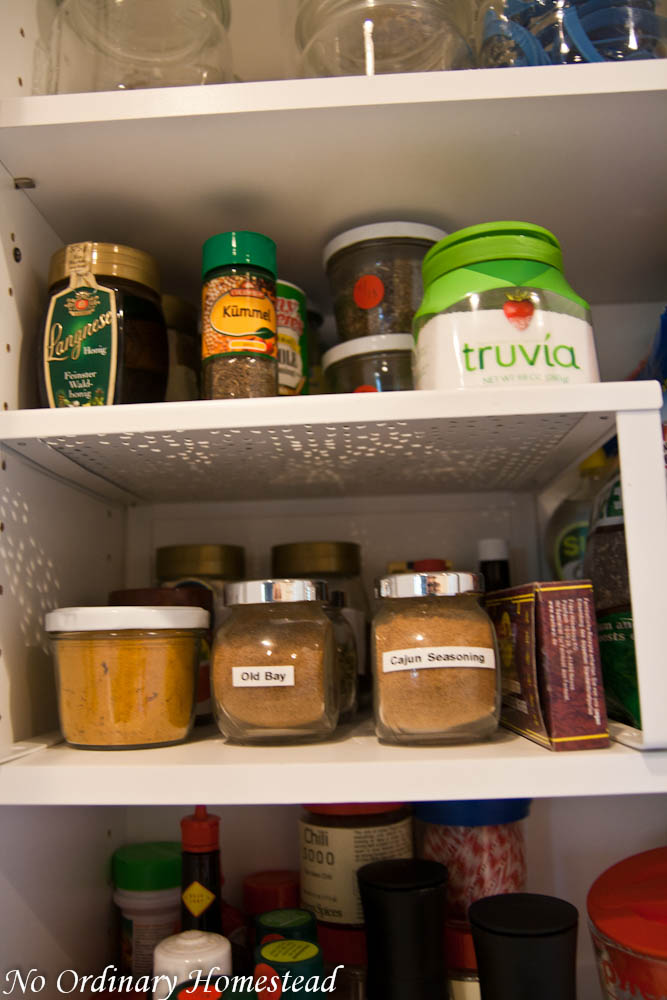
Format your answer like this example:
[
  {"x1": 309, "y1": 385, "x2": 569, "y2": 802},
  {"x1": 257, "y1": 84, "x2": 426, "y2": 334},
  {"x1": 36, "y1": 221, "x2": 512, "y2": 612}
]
[
  {"x1": 201, "y1": 231, "x2": 278, "y2": 399},
  {"x1": 299, "y1": 804, "x2": 413, "y2": 969},
  {"x1": 40, "y1": 241, "x2": 168, "y2": 407},
  {"x1": 211, "y1": 579, "x2": 338, "y2": 744},
  {"x1": 372, "y1": 572, "x2": 500, "y2": 745},
  {"x1": 413, "y1": 222, "x2": 600, "y2": 390}
]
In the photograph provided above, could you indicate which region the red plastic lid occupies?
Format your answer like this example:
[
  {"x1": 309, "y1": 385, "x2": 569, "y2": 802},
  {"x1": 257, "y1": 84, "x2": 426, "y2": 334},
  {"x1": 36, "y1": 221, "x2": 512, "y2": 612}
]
[
  {"x1": 181, "y1": 805, "x2": 220, "y2": 853},
  {"x1": 304, "y1": 803, "x2": 404, "y2": 816},
  {"x1": 587, "y1": 847, "x2": 667, "y2": 959},
  {"x1": 316, "y1": 923, "x2": 367, "y2": 966},
  {"x1": 413, "y1": 559, "x2": 449, "y2": 571},
  {"x1": 445, "y1": 921, "x2": 477, "y2": 971},
  {"x1": 243, "y1": 870, "x2": 300, "y2": 915}
]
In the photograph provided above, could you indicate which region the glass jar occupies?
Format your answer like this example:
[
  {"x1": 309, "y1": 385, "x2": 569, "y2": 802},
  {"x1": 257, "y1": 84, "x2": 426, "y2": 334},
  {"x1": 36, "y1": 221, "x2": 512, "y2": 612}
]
[
  {"x1": 162, "y1": 294, "x2": 200, "y2": 402},
  {"x1": 323, "y1": 333, "x2": 414, "y2": 393},
  {"x1": 44, "y1": 606, "x2": 208, "y2": 749},
  {"x1": 414, "y1": 799, "x2": 530, "y2": 922},
  {"x1": 299, "y1": 804, "x2": 413, "y2": 970},
  {"x1": 271, "y1": 542, "x2": 370, "y2": 709},
  {"x1": 413, "y1": 221, "x2": 600, "y2": 391},
  {"x1": 295, "y1": 0, "x2": 474, "y2": 76},
  {"x1": 35, "y1": 0, "x2": 232, "y2": 95},
  {"x1": 211, "y1": 580, "x2": 338, "y2": 744},
  {"x1": 372, "y1": 572, "x2": 501, "y2": 745},
  {"x1": 40, "y1": 241, "x2": 168, "y2": 407},
  {"x1": 202, "y1": 231, "x2": 278, "y2": 400},
  {"x1": 323, "y1": 222, "x2": 446, "y2": 341},
  {"x1": 326, "y1": 593, "x2": 358, "y2": 722}
]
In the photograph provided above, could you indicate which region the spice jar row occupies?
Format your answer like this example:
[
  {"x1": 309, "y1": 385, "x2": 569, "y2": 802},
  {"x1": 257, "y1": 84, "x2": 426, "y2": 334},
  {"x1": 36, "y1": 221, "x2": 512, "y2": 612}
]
[{"x1": 37, "y1": 220, "x2": 601, "y2": 407}]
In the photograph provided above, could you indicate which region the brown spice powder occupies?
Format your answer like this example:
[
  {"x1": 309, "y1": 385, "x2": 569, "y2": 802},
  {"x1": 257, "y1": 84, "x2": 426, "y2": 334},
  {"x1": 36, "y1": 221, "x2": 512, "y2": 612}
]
[
  {"x1": 54, "y1": 632, "x2": 197, "y2": 748},
  {"x1": 373, "y1": 597, "x2": 498, "y2": 739},
  {"x1": 212, "y1": 603, "x2": 337, "y2": 739}
]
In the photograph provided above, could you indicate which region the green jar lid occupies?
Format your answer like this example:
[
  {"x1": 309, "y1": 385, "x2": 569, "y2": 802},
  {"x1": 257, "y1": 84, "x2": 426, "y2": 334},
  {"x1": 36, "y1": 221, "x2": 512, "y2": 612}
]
[
  {"x1": 422, "y1": 222, "x2": 563, "y2": 288},
  {"x1": 256, "y1": 908, "x2": 318, "y2": 943},
  {"x1": 256, "y1": 938, "x2": 324, "y2": 980},
  {"x1": 202, "y1": 231, "x2": 277, "y2": 279},
  {"x1": 112, "y1": 842, "x2": 181, "y2": 891}
]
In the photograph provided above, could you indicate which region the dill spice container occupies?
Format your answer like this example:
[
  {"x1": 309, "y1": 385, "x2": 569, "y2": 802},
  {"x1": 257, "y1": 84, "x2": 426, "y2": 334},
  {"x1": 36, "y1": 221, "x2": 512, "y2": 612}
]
[
  {"x1": 372, "y1": 572, "x2": 500, "y2": 745},
  {"x1": 211, "y1": 579, "x2": 338, "y2": 744},
  {"x1": 201, "y1": 231, "x2": 278, "y2": 399},
  {"x1": 40, "y1": 241, "x2": 167, "y2": 407}
]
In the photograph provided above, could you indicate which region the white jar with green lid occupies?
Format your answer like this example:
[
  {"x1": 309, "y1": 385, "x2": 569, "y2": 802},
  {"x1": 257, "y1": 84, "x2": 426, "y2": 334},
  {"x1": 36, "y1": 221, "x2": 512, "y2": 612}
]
[{"x1": 413, "y1": 222, "x2": 600, "y2": 390}]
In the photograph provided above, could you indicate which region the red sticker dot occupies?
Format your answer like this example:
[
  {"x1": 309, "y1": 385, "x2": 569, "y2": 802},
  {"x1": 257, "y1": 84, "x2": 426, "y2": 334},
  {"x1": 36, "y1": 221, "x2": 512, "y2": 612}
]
[
  {"x1": 255, "y1": 963, "x2": 282, "y2": 997},
  {"x1": 353, "y1": 274, "x2": 384, "y2": 310},
  {"x1": 354, "y1": 384, "x2": 378, "y2": 393}
]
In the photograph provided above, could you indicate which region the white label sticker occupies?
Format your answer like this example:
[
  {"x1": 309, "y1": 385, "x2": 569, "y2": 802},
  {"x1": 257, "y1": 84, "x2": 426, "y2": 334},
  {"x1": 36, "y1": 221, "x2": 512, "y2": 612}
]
[
  {"x1": 232, "y1": 666, "x2": 295, "y2": 687},
  {"x1": 382, "y1": 646, "x2": 495, "y2": 673},
  {"x1": 415, "y1": 309, "x2": 599, "y2": 389}
]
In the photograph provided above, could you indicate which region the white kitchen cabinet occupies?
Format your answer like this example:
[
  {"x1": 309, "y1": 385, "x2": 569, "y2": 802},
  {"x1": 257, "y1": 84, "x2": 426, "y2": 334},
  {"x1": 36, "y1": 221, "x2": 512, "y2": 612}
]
[{"x1": 0, "y1": 2, "x2": 666, "y2": 997}]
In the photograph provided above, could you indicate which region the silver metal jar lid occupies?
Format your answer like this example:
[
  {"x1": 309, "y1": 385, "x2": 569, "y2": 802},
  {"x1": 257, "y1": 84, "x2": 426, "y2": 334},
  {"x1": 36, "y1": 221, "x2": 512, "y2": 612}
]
[
  {"x1": 225, "y1": 579, "x2": 330, "y2": 605},
  {"x1": 376, "y1": 572, "x2": 484, "y2": 598}
]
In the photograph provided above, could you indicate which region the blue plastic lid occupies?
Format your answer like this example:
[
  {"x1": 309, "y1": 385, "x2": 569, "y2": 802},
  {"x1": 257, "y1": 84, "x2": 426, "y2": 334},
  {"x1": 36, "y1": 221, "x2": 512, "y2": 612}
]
[{"x1": 414, "y1": 799, "x2": 531, "y2": 827}]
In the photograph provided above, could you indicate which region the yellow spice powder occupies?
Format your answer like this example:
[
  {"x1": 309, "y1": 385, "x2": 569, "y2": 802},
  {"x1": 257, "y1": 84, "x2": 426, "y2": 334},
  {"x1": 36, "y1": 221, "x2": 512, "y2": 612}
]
[{"x1": 54, "y1": 631, "x2": 197, "y2": 747}]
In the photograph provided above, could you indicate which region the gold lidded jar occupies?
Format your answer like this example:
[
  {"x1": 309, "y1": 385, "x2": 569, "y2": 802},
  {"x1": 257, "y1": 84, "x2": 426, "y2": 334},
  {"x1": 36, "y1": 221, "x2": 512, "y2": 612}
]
[
  {"x1": 372, "y1": 572, "x2": 500, "y2": 745},
  {"x1": 211, "y1": 579, "x2": 339, "y2": 744}
]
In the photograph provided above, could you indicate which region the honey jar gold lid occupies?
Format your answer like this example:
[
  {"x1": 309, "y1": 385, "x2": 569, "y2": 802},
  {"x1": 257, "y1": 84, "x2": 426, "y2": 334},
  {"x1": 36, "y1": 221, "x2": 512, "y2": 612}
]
[
  {"x1": 156, "y1": 544, "x2": 245, "y2": 581},
  {"x1": 376, "y1": 572, "x2": 484, "y2": 598},
  {"x1": 272, "y1": 541, "x2": 361, "y2": 577},
  {"x1": 48, "y1": 241, "x2": 161, "y2": 295},
  {"x1": 226, "y1": 579, "x2": 329, "y2": 605}
]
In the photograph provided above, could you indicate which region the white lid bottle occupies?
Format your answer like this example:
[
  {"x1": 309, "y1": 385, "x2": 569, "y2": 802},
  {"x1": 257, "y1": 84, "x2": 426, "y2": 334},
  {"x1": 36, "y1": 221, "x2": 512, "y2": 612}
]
[{"x1": 153, "y1": 929, "x2": 232, "y2": 1000}]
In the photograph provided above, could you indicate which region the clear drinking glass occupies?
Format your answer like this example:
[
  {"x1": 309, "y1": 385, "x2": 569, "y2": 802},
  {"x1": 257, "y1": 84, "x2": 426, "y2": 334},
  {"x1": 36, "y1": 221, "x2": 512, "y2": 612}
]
[{"x1": 34, "y1": 0, "x2": 232, "y2": 94}]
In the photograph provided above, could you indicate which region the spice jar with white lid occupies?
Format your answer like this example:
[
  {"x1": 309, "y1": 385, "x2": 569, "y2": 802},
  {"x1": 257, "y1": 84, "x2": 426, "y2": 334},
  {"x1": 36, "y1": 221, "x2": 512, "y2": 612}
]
[
  {"x1": 322, "y1": 334, "x2": 414, "y2": 393},
  {"x1": 211, "y1": 580, "x2": 338, "y2": 744},
  {"x1": 371, "y1": 572, "x2": 500, "y2": 745}
]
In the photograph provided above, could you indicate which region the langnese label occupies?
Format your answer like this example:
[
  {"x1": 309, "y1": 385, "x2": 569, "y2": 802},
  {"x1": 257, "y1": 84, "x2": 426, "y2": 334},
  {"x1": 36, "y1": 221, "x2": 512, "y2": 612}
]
[
  {"x1": 42, "y1": 280, "x2": 118, "y2": 406},
  {"x1": 382, "y1": 646, "x2": 496, "y2": 673},
  {"x1": 232, "y1": 666, "x2": 295, "y2": 687},
  {"x1": 415, "y1": 304, "x2": 598, "y2": 389}
]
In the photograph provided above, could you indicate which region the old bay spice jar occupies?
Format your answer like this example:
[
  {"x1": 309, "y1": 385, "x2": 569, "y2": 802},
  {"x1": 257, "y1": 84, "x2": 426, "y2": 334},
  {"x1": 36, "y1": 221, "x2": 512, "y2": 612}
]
[
  {"x1": 202, "y1": 230, "x2": 278, "y2": 399},
  {"x1": 40, "y1": 241, "x2": 167, "y2": 407},
  {"x1": 372, "y1": 572, "x2": 500, "y2": 744}
]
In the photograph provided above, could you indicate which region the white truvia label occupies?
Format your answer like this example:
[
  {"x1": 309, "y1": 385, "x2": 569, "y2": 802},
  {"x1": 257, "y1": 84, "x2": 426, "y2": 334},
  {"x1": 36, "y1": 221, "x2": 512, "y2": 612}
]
[
  {"x1": 382, "y1": 646, "x2": 495, "y2": 673},
  {"x1": 232, "y1": 666, "x2": 295, "y2": 687},
  {"x1": 415, "y1": 309, "x2": 599, "y2": 389}
]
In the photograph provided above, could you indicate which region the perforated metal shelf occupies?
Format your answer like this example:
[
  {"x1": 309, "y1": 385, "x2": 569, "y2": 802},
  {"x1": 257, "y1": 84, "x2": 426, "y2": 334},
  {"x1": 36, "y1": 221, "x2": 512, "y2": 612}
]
[{"x1": 0, "y1": 384, "x2": 660, "y2": 504}]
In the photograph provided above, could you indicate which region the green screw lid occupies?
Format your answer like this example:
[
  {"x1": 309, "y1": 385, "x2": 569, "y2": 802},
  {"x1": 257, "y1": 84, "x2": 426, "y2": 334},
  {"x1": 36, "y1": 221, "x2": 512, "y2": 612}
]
[
  {"x1": 202, "y1": 231, "x2": 277, "y2": 279},
  {"x1": 422, "y1": 222, "x2": 563, "y2": 288},
  {"x1": 256, "y1": 908, "x2": 318, "y2": 943},
  {"x1": 256, "y1": 938, "x2": 324, "y2": 980},
  {"x1": 112, "y1": 841, "x2": 181, "y2": 892}
]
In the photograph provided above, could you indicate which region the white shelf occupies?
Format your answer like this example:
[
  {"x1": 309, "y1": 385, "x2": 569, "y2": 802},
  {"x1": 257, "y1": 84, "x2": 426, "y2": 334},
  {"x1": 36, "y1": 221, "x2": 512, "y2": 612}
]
[
  {"x1": 2, "y1": 721, "x2": 667, "y2": 805},
  {"x1": 0, "y1": 383, "x2": 659, "y2": 504},
  {"x1": 1, "y1": 63, "x2": 665, "y2": 306}
]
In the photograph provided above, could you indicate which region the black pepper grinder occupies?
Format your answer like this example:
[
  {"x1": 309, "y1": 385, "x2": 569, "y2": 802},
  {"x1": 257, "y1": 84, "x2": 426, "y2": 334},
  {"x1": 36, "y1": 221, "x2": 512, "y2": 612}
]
[
  {"x1": 469, "y1": 893, "x2": 578, "y2": 1000},
  {"x1": 180, "y1": 805, "x2": 223, "y2": 934},
  {"x1": 357, "y1": 858, "x2": 448, "y2": 1000}
]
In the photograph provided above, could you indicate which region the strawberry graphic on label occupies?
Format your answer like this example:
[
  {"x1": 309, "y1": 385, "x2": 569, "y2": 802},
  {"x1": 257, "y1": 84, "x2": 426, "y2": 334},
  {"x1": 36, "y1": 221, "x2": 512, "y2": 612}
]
[{"x1": 503, "y1": 295, "x2": 534, "y2": 331}]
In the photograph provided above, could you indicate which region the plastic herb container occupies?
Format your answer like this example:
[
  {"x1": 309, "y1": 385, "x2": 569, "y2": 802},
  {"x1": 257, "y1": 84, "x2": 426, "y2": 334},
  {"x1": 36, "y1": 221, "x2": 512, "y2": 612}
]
[{"x1": 322, "y1": 334, "x2": 414, "y2": 393}]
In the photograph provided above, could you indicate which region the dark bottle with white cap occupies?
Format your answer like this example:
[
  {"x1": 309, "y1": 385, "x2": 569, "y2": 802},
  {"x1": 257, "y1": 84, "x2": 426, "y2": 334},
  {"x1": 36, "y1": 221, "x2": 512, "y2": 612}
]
[
  {"x1": 357, "y1": 858, "x2": 448, "y2": 1000},
  {"x1": 477, "y1": 539, "x2": 510, "y2": 592},
  {"x1": 469, "y1": 892, "x2": 578, "y2": 1000}
]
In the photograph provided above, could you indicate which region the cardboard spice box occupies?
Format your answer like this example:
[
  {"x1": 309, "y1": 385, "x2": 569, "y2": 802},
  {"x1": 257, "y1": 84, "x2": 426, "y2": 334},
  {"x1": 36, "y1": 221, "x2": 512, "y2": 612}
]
[{"x1": 485, "y1": 581, "x2": 609, "y2": 751}]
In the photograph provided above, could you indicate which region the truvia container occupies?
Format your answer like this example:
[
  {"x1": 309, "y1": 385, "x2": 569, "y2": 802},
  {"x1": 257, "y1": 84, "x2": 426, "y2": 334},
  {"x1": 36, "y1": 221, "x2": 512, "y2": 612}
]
[
  {"x1": 299, "y1": 803, "x2": 413, "y2": 969},
  {"x1": 211, "y1": 580, "x2": 338, "y2": 744},
  {"x1": 587, "y1": 847, "x2": 667, "y2": 1000},
  {"x1": 414, "y1": 799, "x2": 531, "y2": 921},
  {"x1": 295, "y1": 0, "x2": 473, "y2": 76},
  {"x1": 322, "y1": 334, "x2": 414, "y2": 393},
  {"x1": 111, "y1": 841, "x2": 181, "y2": 978},
  {"x1": 45, "y1": 606, "x2": 208, "y2": 749},
  {"x1": 201, "y1": 230, "x2": 278, "y2": 399},
  {"x1": 372, "y1": 572, "x2": 500, "y2": 745},
  {"x1": 40, "y1": 241, "x2": 168, "y2": 407},
  {"x1": 413, "y1": 222, "x2": 600, "y2": 390},
  {"x1": 323, "y1": 222, "x2": 447, "y2": 341}
]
